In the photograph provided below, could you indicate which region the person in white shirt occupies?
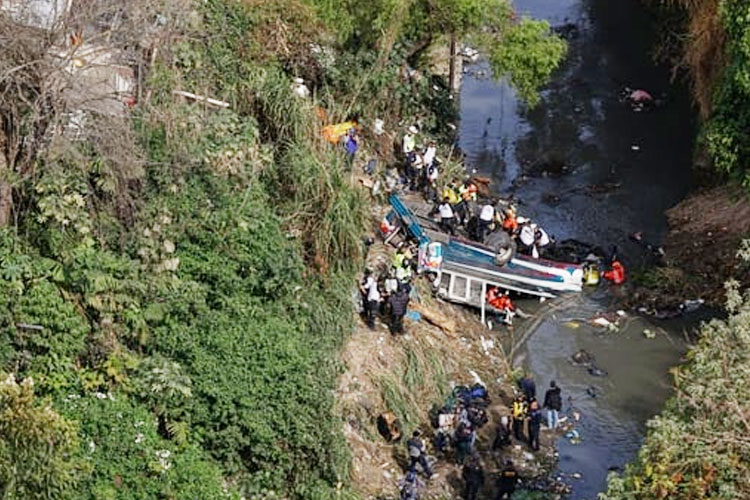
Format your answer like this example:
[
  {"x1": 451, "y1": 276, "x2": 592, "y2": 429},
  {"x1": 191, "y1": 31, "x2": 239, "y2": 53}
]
[
  {"x1": 423, "y1": 141, "x2": 437, "y2": 168},
  {"x1": 360, "y1": 269, "x2": 381, "y2": 329},
  {"x1": 403, "y1": 125, "x2": 418, "y2": 155},
  {"x1": 436, "y1": 198, "x2": 456, "y2": 235},
  {"x1": 476, "y1": 203, "x2": 495, "y2": 241}
]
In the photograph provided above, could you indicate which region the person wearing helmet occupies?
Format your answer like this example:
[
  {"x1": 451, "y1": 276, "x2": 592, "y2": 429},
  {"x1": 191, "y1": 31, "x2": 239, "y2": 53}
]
[{"x1": 476, "y1": 203, "x2": 496, "y2": 241}]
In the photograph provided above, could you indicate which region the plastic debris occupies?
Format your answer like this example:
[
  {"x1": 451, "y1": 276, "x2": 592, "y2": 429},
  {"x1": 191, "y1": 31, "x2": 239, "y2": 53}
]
[
  {"x1": 572, "y1": 472, "x2": 583, "y2": 479},
  {"x1": 373, "y1": 119, "x2": 385, "y2": 135},
  {"x1": 291, "y1": 77, "x2": 310, "y2": 98},
  {"x1": 643, "y1": 329, "x2": 656, "y2": 339},
  {"x1": 592, "y1": 317, "x2": 612, "y2": 327},
  {"x1": 631, "y1": 145, "x2": 640, "y2": 151},
  {"x1": 406, "y1": 311, "x2": 422, "y2": 322}
]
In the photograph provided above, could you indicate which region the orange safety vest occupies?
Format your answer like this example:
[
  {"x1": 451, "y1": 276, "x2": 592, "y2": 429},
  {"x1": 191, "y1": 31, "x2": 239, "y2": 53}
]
[
  {"x1": 502, "y1": 214, "x2": 518, "y2": 232},
  {"x1": 496, "y1": 295, "x2": 514, "y2": 311},
  {"x1": 603, "y1": 261, "x2": 625, "y2": 285}
]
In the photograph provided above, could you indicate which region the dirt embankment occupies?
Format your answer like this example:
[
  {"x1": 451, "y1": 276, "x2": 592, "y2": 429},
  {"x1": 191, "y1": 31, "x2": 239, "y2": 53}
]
[
  {"x1": 632, "y1": 186, "x2": 750, "y2": 310},
  {"x1": 337, "y1": 237, "x2": 560, "y2": 499}
]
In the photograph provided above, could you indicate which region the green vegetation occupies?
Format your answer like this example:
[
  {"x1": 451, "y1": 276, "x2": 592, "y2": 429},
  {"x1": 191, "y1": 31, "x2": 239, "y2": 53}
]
[
  {"x1": 704, "y1": 1, "x2": 750, "y2": 185},
  {"x1": 661, "y1": 0, "x2": 750, "y2": 184},
  {"x1": 603, "y1": 245, "x2": 750, "y2": 500},
  {"x1": 0, "y1": 0, "x2": 565, "y2": 497}
]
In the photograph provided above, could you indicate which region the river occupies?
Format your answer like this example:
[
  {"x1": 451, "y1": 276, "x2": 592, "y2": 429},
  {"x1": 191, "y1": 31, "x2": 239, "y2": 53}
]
[{"x1": 458, "y1": 0, "x2": 699, "y2": 498}]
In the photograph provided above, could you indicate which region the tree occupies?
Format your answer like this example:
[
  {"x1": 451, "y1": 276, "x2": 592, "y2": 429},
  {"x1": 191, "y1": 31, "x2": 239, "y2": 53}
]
[
  {"x1": 310, "y1": 0, "x2": 566, "y2": 106},
  {"x1": 0, "y1": 374, "x2": 82, "y2": 499}
]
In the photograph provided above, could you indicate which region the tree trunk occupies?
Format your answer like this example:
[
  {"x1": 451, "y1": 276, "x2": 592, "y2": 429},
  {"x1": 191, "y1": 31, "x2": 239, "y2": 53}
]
[{"x1": 0, "y1": 129, "x2": 12, "y2": 227}]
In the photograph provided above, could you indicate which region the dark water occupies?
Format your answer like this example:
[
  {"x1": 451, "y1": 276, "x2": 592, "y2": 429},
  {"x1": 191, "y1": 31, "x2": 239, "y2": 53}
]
[{"x1": 458, "y1": 0, "x2": 698, "y2": 498}]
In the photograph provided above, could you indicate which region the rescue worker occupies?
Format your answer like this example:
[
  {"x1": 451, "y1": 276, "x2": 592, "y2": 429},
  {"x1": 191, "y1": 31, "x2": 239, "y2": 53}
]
[
  {"x1": 456, "y1": 181, "x2": 477, "y2": 225},
  {"x1": 532, "y1": 223, "x2": 551, "y2": 258},
  {"x1": 511, "y1": 394, "x2": 527, "y2": 441},
  {"x1": 476, "y1": 203, "x2": 495, "y2": 242},
  {"x1": 496, "y1": 460, "x2": 519, "y2": 500},
  {"x1": 360, "y1": 269, "x2": 381, "y2": 330},
  {"x1": 543, "y1": 380, "x2": 562, "y2": 430},
  {"x1": 424, "y1": 162, "x2": 439, "y2": 201},
  {"x1": 393, "y1": 245, "x2": 413, "y2": 269},
  {"x1": 434, "y1": 197, "x2": 457, "y2": 235},
  {"x1": 502, "y1": 206, "x2": 518, "y2": 234},
  {"x1": 396, "y1": 258, "x2": 413, "y2": 283},
  {"x1": 492, "y1": 415, "x2": 512, "y2": 450},
  {"x1": 527, "y1": 398, "x2": 542, "y2": 451},
  {"x1": 583, "y1": 262, "x2": 601, "y2": 286},
  {"x1": 441, "y1": 182, "x2": 460, "y2": 205},
  {"x1": 462, "y1": 455, "x2": 484, "y2": 500},
  {"x1": 603, "y1": 259, "x2": 626, "y2": 284},
  {"x1": 384, "y1": 269, "x2": 399, "y2": 297},
  {"x1": 388, "y1": 284, "x2": 410, "y2": 334},
  {"x1": 487, "y1": 288, "x2": 515, "y2": 325},
  {"x1": 403, "y1": 125, "x2": 418, "y2": 155},
  {"x1": 519, "y1": 221, "x2": 535, "y2": 254},
  {"x1": 406, "y1": 430, "x2": 433, "y2": 477}
]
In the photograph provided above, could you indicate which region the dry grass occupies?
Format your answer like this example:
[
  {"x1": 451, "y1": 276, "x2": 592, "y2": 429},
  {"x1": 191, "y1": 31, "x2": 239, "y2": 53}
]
[{"x1": 659, "y1": 0, "x2": 725, "y2": 118}]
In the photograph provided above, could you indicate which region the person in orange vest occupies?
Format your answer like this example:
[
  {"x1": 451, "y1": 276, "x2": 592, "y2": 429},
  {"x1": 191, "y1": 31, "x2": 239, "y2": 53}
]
[
  {"x1": 603, "y1": 260, "x2": 625, "y2": 284},
  {"x1": 487, "y1": 287, "x2": 515, "y2": 324},
  {"x1": 502, "y1": 207, "x2": 518, "y2": 234}
]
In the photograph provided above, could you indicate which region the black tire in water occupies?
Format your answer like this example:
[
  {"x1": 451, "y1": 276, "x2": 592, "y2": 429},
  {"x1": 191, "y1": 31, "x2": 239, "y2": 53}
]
[{"x1": 485, "y1": 231, "x2": 517, "y2": 266}]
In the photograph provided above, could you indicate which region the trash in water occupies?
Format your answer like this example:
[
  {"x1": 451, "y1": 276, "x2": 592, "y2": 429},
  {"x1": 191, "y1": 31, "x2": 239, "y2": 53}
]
[
  {"x1": 564, "y1": 321, "x2": 581, "y2": 329},
  {"x1": 643, "y1": 329, "x2": 656, "y2": 339},
  {"x1": 680, "y1": 299, "x2": 704, "y2": 313},
  {"x1": 592, "y1": 317, "x2": 611, "y2": 327},
  {"x1": 564, "y1": 430, "x2": 579, "y2": 439},
  {"x1": 631, "y1": 145, "x2": 640, "y2": 151},
  {"x1": 572, "y1": 472, "x2": 583, "y2": 479}
]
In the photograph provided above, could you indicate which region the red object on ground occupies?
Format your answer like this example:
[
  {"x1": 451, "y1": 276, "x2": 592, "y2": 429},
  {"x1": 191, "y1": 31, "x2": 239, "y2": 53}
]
[{"x1": 603, "y1": 261, "x2": 626, "y2": 284}]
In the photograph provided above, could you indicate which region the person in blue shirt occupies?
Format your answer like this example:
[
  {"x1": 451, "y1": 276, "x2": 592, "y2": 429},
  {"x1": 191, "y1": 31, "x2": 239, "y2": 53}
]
[{"x1": 344, "y1": 128, "x2": 358, "y2": 169}]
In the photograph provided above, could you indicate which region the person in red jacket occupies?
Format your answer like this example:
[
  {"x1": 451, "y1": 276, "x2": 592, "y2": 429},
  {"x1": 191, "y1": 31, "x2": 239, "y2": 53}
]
[
  {"x1": 603, "y1": 260, "x2": 625, "y2": 284},
  {"x1": 487, "y1": 288, "x2": 515, "y2": 324}
]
